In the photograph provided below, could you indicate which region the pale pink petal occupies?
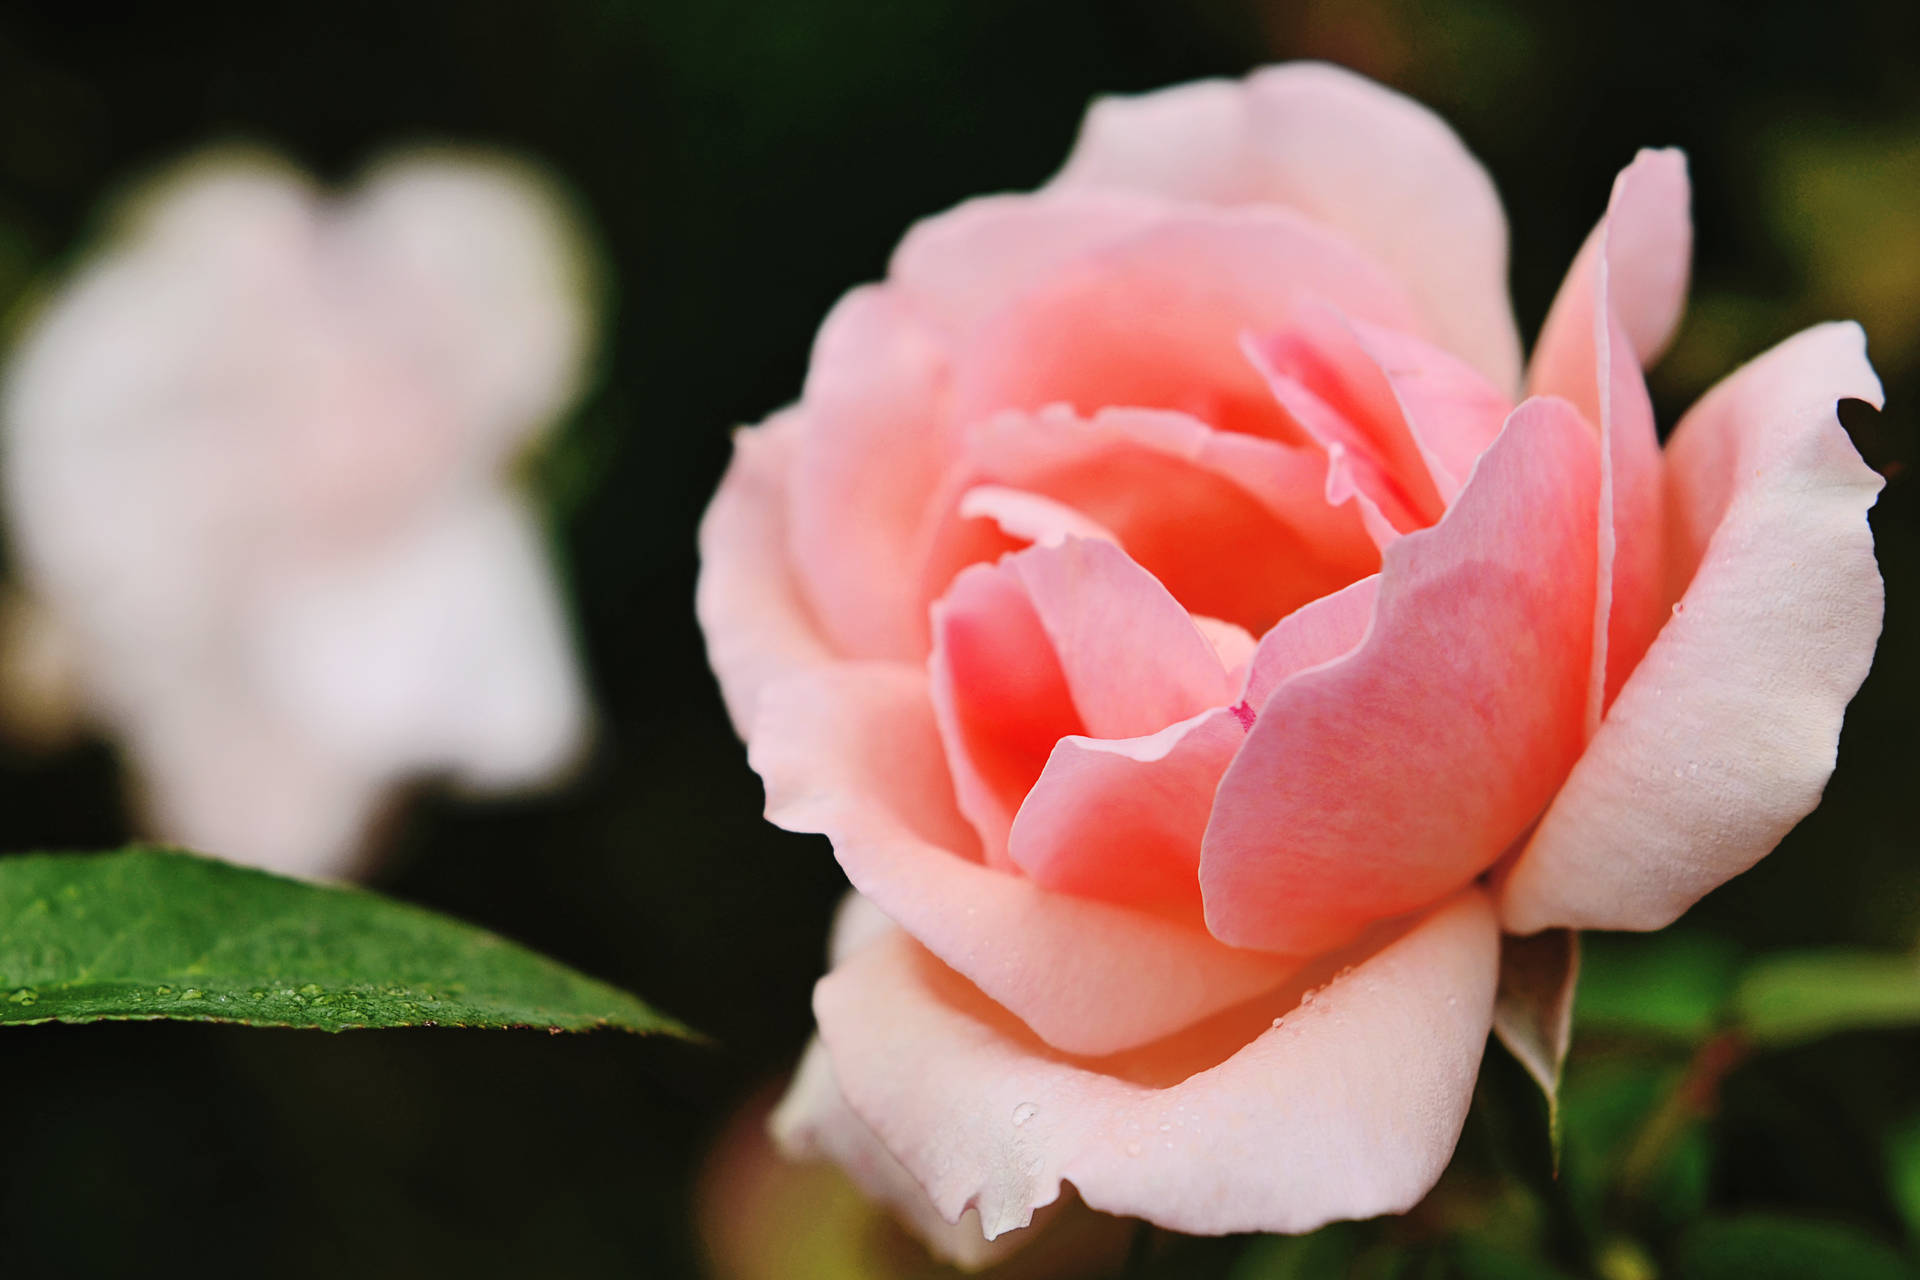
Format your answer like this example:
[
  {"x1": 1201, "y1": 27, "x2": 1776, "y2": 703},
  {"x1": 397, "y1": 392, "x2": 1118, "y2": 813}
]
[
  {"x1": 956, "y1": 484, "x2": 1119, "y2": 548},
  {"x1": 787, "y1": 286, "x2": 954, "y2": 660},
  {"x1": 771, "y1": 1039, "x2": 1021, "y2": 1270},
  {"x1": 694, "y1": 411, "x2": 836, "y2": 734},
  {"x1": 1050, "y1": 63, "x2": 1522, "y2": 393},
  {"x1": 888, "y1": 190, "x2": 1174, "y2": 343},
  {"x1": 751, "y1": 663, "x2": 1297, "y2": 1056},
  {"x1": 813, "y1": 889, "x2": 1499, "y2": 1239},
  {"x1": 1530, "y1": 150, "x2": 1689, "y2": 719},
  {"x1": 951, "y1": 205, "x2": 1423, "y2": 443},
  {"x1": 921, "y1": 406, "x2": 1377, "y2": 635},
  {"x1": 1529, "y1": 149, "x2": 1691, "y2": 395},
  {"x1": 1201, "y1": 396, "x2": 1600, "y2": 954},
  {"x1": 1008, "y1": 578, "x2": 1379, "y2": 908},
  {"x1": 1499, "y1": 323, "x2": 1885, "y2": 933},
  {"x1": 1192, "y1": 615, "x2": 1256, "y2": 674}
]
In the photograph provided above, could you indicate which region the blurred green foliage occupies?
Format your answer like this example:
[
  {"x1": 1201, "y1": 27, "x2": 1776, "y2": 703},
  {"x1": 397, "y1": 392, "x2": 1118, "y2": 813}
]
[{"x1": 0, "y1": 1, "x2": 1915, "y2": 1277}]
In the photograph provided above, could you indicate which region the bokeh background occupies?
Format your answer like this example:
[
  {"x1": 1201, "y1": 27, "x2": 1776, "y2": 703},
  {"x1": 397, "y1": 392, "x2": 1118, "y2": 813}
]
[{"x1": 0, "y1": 2, "x2": 1916, "y2": 1277}]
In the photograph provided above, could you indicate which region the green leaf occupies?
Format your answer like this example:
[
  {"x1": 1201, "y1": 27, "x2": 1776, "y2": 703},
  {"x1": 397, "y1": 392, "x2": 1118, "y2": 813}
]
[
  {"x1": 1492, "y1": 928, "x2": 1579, "y2": 1163},
  {"x1": 0, "y1": 847, "x2": 691, "y2": 1035},
  {"x1": 1891, "y1": 1114, "x2": 1920, "y2": 1244},
  {"x1": 1673, "y1": 1215, "x2": 1917, "y2": 1280},
  {"x1": 1574, "y1": 929, "x2": 1741, "y2": 1041},
  {"x1": 1730, "y1": 948, "x2": 1920, "y2": 1047}
]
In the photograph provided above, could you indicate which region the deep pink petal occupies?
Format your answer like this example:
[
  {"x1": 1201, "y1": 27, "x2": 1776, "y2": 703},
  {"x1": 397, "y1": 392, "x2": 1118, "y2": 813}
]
[
  {"x1": 1531, "y1": 150, "x2": 1690, "y2": 720},
  {"x1": 1499, "y1": 324, "x2": 1884, "y2": 932},
  {"x1": 1049, "y1": 63, "x2": 1521, "y2": 393},
  {"x1": 751, "y1": 663, "x2": 1298, "y2": 1056},
  {"x1": 694, "y1": 410, "x2": 836, "y2": 733},
  {"x1": 929, "y1": 561, "x2": 1083, "y2": 864},
  {"x1": 813, "y1": 889, "x2": 1499, "y2": 1239},
  {"x1": 1201, "y1": 396, "x2": 1600, "y2": 954}
]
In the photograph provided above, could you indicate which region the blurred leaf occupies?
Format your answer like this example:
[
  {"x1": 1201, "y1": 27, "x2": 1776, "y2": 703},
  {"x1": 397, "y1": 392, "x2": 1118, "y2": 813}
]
[
  {"x1": 1229, "y1": 1225, "x2": 1362, "y2": 1280},
  {"x1": 0, "y1": 847, "x2": 691, "y2": 1035},
  {"x1": 1731, "y1": 948, "x2": 1920, "y2": 1047},
  {"x1": 1575, "y1": 930, "x2": 1741, "y2": 1041},
  {"x1": 1673, "y1": 1214, "x2": 1917, "y2": 1280},
  {"x1": 1493, "y1": 929, "x2": 1579, "y2": 1161},
  {"x1": 1887, "y1": 1115, "x2": 1920, "y2": 1244},
  {"x1": 1449, "y1": 1238, "x2": 1578, "y2": 1280}
]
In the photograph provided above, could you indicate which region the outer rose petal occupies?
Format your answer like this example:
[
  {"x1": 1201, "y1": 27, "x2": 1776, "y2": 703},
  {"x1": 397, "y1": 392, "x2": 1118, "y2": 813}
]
[
  {"x1": 951, "y1": 205, "x2": 1424, "y2": 447},
  {"x1": 1530, "y1": 148, "x2": 1692, "y2": 390},
  {"x1": 1499, "y1": 323, "x2": 1885, "y2": 933},
  {"x1": 773, "y1": 1039, "x2": 1018, "y2": 1270},
  {"x1": 696, "y1": 411, "x2": 836, "y2": 733},
  {"x1": 751, "y1": 663, "x2": 1297, "y2": 1056},
  {"x1": 1531, "y1": 150, "x2": 1688, "y2": 719},
  {"x1": 1202, "y1": 396, "x2": 1599, "y2": 955},
  {"x1": 787, "y1": 287, "x2": 954, "y2": 660},
  {"x1": 1050, "y1": 63, "x2": 1521, "y2": 394},
  {"x1": 813, "y1": 889, "x2": 1499, "y2": 1239}
]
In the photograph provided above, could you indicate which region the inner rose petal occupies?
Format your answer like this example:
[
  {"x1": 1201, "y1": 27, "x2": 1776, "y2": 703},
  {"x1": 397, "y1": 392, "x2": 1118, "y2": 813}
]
[{"x1": 918, "y1": 407, "x2": 1378, "y2": 636}]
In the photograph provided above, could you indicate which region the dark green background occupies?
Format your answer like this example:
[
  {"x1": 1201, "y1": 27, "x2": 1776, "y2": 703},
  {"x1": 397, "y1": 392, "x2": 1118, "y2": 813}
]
[{"x1": 0, "y1": 2, "x2": 1915, "y2": 1276}]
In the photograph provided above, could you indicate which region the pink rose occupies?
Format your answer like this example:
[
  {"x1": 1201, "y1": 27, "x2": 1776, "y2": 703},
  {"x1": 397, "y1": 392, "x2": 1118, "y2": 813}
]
[{"x1": 697, "y1": 63, "x2": 1884, "y2": 1244}]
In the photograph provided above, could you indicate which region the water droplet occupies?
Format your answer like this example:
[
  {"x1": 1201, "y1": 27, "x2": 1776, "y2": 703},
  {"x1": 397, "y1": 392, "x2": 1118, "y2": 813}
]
[
  {"x1": 155, "y1": 985, "x2": 174, "y2": 996},
  {"x1": 1672, "y1": 601, "x2": 1687, "y2": 616},
  {"x1": 180, "y1": 988, "x2": 203, "y2": 1001},
  {"x1": 1158, "y1": 1121, "x2": 1171, "y2": 1133},
  {"x1": 297, "y1": 983, "x2": 323, "y2": 998},
  {"x1": 1300, "y1": 988, "x2": 1318, "y2": 1007},
  {"x1": 7, "y1": 987, "x2": 37, "y2": 1006},
  {"x1": 1125, "y1": 1140, "x2": 1142, "y2": 1157},
  {"x1": 1011, "y1": 1102, "x2": 1038, "y2": 1128},
  {"x1": 1270, "y1": 1016, "x2": 1285, "y2": 1029}
]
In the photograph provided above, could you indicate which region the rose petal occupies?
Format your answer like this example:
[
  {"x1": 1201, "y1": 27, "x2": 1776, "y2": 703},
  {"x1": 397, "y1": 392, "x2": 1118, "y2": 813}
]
[
  {"x1": 1009, "y1": 577, "x2": 1379, "y2": 908},
  {"x1": 1049, "y1": 63, "x2": 1522, "y2": 394},
  {"x1": 786, "y1": 286, "x2": 954, "y2": 660},
  {"x1": 695, "y1": 411, "x2": 837, "y2": 733},
  {"x1": 951, "y1": 205, "x2": 1424, "y2": 444},
  {"x1": 1498, "y1": 323, "x2": 1884, "y2": 933},
  {"x1": 813, "y1": 888, "x2": 1499, "y2": 1239},
  {"x1": 752, "y1": 662, "x2": 1297, "y2": 1056},
  {"x1": 928, "y1": 539, "x2": 1234, "y2": 863},
  {"x1": 1201, "y1": 395, "x2": 1600, "y2": 954},
  {"x1": 1531, "y1": 150, "x2": 1689, "y2": 719},
  {"x1": 921, "y1": 406, "x2": 1377, "y2": 635},
  {"x1": 1529, "y1": 148, "x2": 1691, "y2": 392},
  {"x1": 771, "y1": 1039, "x2": 1020, "y2": 1271}
]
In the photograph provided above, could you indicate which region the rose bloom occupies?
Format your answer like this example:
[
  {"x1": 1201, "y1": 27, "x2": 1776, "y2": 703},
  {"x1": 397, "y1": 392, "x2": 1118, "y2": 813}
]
[
  {"x1": 697, "y1": 64, "x2": 1884, "y2": 1246},
  {"x1": 1, "y1": 149, "x2": 594, "y2": 879}
]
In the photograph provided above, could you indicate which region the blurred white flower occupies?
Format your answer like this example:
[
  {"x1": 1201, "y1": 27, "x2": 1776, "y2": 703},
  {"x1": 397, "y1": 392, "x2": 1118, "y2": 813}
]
[{"x1": 0, "y1": 147, "x2": 598, "y2": 878}]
